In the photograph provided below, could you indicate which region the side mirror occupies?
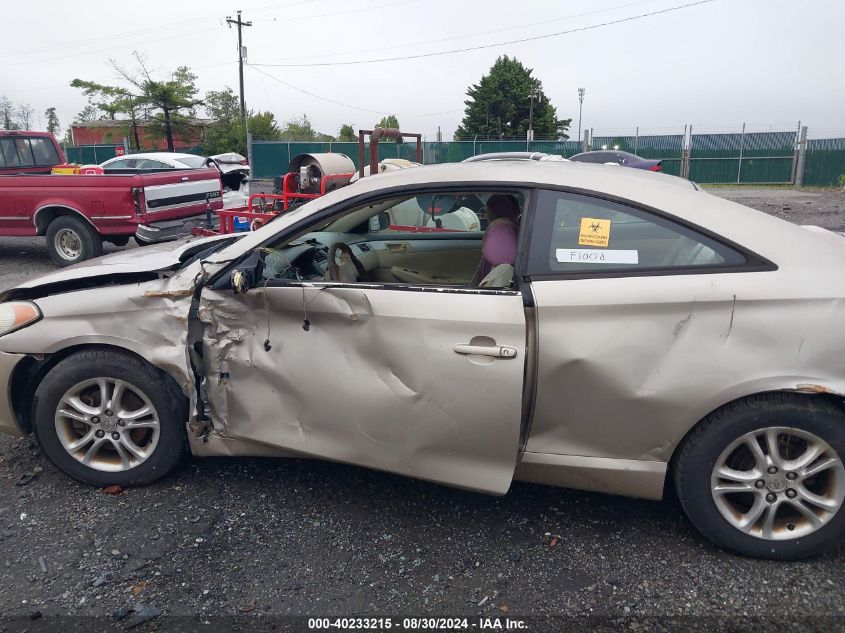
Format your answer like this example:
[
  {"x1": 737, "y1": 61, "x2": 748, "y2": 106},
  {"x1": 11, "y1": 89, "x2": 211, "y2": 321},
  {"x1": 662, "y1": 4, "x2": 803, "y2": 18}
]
[{"x1": 230, "y1": 250, "x2": 264, "y2": 294}]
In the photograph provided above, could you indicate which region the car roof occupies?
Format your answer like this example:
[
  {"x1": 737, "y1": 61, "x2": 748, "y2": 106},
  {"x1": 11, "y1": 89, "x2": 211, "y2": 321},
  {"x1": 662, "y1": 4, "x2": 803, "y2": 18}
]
[{"x1": 207, "y1": 160, "x2": 843, "y2": 273}]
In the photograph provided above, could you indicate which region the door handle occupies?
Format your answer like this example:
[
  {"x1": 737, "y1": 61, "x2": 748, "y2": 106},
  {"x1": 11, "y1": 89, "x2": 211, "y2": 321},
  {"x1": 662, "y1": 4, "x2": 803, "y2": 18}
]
[{"x1": 453, "y1": 344, "x2": 518, "y2": 359}]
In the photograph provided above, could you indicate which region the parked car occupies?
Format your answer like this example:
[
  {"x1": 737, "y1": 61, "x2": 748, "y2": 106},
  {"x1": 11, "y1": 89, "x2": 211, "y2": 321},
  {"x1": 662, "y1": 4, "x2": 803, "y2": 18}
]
[
  {"x1": 0, "y1": 161, "x2": 842, "y2": 559},
  {"x1": 0, "y1": 167, "x2": 223, "y2": 265},
  {"x1": 463, "y1": 151, "x2": 568, "y2": 162},
  {"x1": 0, "y1": 130, "x2": 66, "y2": 175},
  {"x1": 570, "y1": 149, "x2": 662, "y2": 171},
  {"x1": 100, "y1": 152, "x2": 249, "y2": 208}
]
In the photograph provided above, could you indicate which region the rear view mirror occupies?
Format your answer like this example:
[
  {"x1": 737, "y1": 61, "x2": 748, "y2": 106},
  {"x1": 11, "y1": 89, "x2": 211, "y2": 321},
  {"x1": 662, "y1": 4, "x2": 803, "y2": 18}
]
[{"x1": 369, "y1": 212, "x2": 390, "y2": 232}]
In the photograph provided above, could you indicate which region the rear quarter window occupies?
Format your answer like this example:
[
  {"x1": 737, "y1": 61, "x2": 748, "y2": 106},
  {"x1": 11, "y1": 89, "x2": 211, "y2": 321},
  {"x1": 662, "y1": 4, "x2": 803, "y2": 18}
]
[{"x1": 525, "y1": 189, "x2": 747, "y2": 276}]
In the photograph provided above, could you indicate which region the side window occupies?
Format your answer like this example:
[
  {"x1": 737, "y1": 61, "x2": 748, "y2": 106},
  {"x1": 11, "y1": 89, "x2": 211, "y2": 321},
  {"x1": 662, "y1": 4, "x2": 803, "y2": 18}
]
[
  {"x1": 259, "y1": 189, "x2": 524, "y2": 289},
  {"x1": 135, "y1": 159, "x2": 168, "y2": 169},
  {"x1": 29, "y1": 138, "x2": 60, "y2": 165},
  {"x1": 103, "y1": 158, "x2": 134, "y2": 170},
  {"x1": 525, "y1": 190, "x2": 746, "y2": 275},
  {"x1": 369, "y1": 192, "x2": 486, "y2": 234}
]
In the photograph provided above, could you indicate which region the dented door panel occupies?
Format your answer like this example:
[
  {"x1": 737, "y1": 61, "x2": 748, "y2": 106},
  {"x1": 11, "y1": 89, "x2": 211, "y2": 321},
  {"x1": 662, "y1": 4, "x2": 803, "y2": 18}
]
[
  {"x1": 527, "y1": 271, "x2": 845, "y2": 463},
  {"x1": 198, "y1": 283, "x2": 526, "y2": 494}
]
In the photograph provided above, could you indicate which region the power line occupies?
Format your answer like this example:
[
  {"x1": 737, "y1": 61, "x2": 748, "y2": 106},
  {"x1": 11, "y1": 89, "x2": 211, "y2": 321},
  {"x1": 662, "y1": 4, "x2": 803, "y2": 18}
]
[
  {"x1": 248, "y1": 64, "x2": 461, "y2": 117},
  {"x1": 258, "y1": 0, "x2": 658, "y2": 63},
  {"x1": 0, "y1": 0, "x2": 315, "y2": 61},
  {"x1": 250, "y1": 0, "x2": 420, "y2": 23},
  {"x1": 252, "y1": 0, "x2": 715, "y2": 68}
]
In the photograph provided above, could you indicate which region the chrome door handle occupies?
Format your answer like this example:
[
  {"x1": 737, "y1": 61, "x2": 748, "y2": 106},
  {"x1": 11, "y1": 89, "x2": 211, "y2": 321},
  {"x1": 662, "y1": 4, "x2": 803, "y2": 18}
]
[{"x1": 453, "y1": 344, "x2": 518, "y2": 359}]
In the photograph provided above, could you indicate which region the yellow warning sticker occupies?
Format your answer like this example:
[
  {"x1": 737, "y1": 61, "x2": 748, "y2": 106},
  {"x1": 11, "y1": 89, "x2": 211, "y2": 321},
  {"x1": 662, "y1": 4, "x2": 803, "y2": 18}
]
[{"x1": 578, "y1": 217, "x2": 611, "y2": 247}]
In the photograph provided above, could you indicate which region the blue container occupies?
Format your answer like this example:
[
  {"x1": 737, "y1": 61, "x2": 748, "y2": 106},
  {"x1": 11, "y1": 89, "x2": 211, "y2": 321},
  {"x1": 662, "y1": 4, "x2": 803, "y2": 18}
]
[{"x1": 233, "y1": 216, "x2": 251, "y2": 232}]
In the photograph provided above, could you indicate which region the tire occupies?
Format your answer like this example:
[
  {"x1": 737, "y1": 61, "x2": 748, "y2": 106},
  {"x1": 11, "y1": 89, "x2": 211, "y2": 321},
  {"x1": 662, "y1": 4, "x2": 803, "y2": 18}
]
[
  {"x1": 45, "y1": 215, "x2": 103, "y2": 267},
  {"x1": 107, "y1": 235, "x2": 130, "y2": 247},
  {"x1": 32, "y1": 349, "x2": 187, "y2": 487},
  {"x1": 674, "y1": 393, "x2": 845, "y2": 559}
]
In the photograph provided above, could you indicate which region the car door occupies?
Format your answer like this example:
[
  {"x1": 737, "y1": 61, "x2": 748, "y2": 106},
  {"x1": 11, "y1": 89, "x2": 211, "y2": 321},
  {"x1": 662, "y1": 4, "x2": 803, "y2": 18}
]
[
  {"x1": 521, "y1": 188, "x2": 773, "y2": 463},
  {"x1": 198, "y1": 190, "x2": 528, "y2": 494}
]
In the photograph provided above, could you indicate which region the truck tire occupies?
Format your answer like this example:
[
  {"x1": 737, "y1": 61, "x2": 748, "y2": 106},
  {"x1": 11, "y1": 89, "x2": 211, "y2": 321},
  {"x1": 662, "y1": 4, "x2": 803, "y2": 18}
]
[
  {"x1": 674, "y1": 393, "x2": 845, "y2": 559},
  {"x1": 32, "y1": 349, "x2": 187, "y2": 487},
  {"x1": 45, "y1": 216, "x2": 103, "y2": 266}
]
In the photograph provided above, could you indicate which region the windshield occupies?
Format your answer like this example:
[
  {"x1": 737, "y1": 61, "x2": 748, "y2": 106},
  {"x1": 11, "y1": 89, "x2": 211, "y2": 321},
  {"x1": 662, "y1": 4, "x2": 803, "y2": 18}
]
[{"x1": 175, "y1": 156, "x2": 207, "y2": 168}]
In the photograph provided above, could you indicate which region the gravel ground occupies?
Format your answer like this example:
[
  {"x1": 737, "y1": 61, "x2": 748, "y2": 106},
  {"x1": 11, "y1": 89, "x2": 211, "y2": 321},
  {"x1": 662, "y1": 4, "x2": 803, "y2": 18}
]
[{"x1": 0, "y1": 188, "x2": 843, "y2": 630}]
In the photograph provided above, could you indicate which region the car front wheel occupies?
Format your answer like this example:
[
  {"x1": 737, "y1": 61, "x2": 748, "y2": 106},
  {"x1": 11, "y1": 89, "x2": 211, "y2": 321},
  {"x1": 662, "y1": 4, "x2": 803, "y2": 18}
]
[
  {"x1": 675, "y1": 393, "x2": 845, "y2": 559},
  {"x1": 32, "y1": 349, "x2": 187, "y2": 487}
]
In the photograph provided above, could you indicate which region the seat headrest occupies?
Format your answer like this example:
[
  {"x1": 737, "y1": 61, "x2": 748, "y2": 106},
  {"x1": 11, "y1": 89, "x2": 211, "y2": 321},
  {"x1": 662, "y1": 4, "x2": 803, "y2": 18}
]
[
  {"x1": 483, "y1": 218, "x2": 518, "y2": 267},
  {"x1": 486, "y1": 194, "x2": 520, "y2": 223}
]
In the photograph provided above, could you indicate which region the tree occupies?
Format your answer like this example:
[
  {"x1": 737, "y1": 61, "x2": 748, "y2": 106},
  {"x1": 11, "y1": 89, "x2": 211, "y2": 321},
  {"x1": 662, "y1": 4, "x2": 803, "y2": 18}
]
[
  {"x1": 279, "y1": 115, "x2": 322, "y2": 141},
  {"x1": 338, "y1": 124, "x2": 356, "y2": 142},
  {"x1": 106, "y1": 53, "x2": 202, "y2": 151},
  {"x1": 248, "y1": 111, "x2": 282, "y2": 142},
  {"x1": 15, "y1": 103, "x2": 34, "y2": 129},
  {"x1": 0, "y1": 98, "x2": 16, "y2": 129},
  {"x1": 44, "y1": 107, "x2": 60, "y2": 136},
  {"x1": 203, "y1": 87, "x2": 242, "y2": 155},
  {"x1": 455, "y1": 56, "x2": 571, "y2": 141},
  {"x1": 69, "y1": 79, "x2": 145, "y2": 150},
  {"x1": 203, "y1": 87, "x2": 284, "y2": 155},
  {"x1": 74, "y1": 104, "x2": 99, "y2": 123}
]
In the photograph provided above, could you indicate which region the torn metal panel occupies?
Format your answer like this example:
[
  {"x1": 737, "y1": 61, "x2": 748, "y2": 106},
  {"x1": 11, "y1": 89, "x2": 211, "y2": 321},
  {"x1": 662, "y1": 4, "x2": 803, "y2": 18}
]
[
  {"x1": 197, "y1": 283, "x2": 526, "y2": 495},
  {"x1": 526, "y1": 271, "x2": 845, "y2": 464},
  {"x1": 0, "y1": 262, "x2": 203, "y2": 400}
]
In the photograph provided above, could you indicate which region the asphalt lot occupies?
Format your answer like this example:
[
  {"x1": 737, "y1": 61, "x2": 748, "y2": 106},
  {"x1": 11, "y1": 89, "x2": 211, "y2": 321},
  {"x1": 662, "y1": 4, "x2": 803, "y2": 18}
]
[{"x1": 0, "y1": 187, "x2": 843, "y2": 629}]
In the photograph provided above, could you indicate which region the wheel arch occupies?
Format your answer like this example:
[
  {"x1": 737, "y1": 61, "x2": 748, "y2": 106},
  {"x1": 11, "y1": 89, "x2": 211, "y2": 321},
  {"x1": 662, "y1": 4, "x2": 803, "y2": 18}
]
[
  {"x1": 665, "y1": 387, "x2": 845, "y2": 491},
  {"x1": 10, "y1": 343, "x2": 189, "y2": 434},
  {"x1": 33, "y1": 204, "x2": 98, "y2": 236}
]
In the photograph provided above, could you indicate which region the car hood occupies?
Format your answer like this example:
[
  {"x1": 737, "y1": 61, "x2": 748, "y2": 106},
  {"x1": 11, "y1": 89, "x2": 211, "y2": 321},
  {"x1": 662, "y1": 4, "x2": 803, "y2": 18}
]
[{"x1": 9, "y1": 234, "x2": 235, "y2": 292}]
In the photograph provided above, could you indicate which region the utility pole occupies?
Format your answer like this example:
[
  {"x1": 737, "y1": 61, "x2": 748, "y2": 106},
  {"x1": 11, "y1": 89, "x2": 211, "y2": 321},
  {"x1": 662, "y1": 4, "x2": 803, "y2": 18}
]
[
  {"x1": 527, "y1": 82, "x2": 541, "y2": 147},
  {"x1": 577, "y1": 88, "x2": 586, "y2": 145},
  {"x1": 226, "y1": 10, "x2": 252, "y2": 148}
]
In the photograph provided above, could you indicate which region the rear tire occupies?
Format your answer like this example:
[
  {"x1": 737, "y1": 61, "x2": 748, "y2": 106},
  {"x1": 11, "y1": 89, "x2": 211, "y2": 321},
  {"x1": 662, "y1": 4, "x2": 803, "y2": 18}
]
[
  {"x1": 107, "y1": 235, "x2": 130, "y2": 247},
  {"x1": 32, "y1": 349, "x2": 187, "y2": 487},
  {"x1": 45, "y1": 216, "x2": 102, "y2": 266},
  {"x1": 674, "y1": 393, "x2": 845, "y2": 559}
]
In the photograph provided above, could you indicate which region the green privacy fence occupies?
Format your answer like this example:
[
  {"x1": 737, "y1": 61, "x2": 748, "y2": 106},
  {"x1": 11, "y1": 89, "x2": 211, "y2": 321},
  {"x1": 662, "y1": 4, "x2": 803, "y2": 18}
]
[
  {"x1": 251, "y1": 140, "x2": 583, "y2": 179},
  {"x1": 64, "y1": 145, "x2": 204, "y2": 164},
  {"x1": 804, "y1": 138, "x2": 845, "y2": 187},
  {"x1": 688, "y1": 132, "x2": 798, "y2": 184},
  {"x1": 65, "y1": 145, "x2": 124, "y2": 164}
]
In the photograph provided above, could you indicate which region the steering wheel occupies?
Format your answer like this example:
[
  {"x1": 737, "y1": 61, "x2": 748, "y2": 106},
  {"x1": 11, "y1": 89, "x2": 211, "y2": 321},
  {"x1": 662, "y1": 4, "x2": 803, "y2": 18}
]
[{"x1": 327, "y1": 243, "x2": 368, "y2": 282}]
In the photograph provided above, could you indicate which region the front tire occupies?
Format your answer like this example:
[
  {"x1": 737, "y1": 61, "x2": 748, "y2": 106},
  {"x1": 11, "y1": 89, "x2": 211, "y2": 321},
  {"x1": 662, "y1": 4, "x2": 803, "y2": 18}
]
[
  {"x1": 675, "y1": 393, "x2": 845, "y2": 559},
  {"x1": 45, "y1": 216, "x2": 103, "y2": 266},
  {"x1": 32, "y1": 349, "x2": 187, "y2": 487}
]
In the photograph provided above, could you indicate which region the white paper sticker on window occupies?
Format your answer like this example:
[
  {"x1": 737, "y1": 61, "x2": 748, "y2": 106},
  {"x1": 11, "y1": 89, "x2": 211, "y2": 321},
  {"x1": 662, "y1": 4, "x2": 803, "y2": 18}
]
[{"x1": 556, "y1": 248, "x2": 639, "y2": 265}]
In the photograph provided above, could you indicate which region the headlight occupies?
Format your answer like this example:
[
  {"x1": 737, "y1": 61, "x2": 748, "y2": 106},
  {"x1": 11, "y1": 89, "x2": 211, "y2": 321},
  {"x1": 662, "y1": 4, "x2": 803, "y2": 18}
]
[{"x1": 0, "y1": 302, "x2": 41, "y2": 336}]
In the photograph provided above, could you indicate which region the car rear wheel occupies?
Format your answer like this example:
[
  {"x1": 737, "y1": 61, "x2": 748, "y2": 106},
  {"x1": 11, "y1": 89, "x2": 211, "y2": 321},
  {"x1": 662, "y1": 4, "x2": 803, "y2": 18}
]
[
  {"x1": 675, "y1": 393, "x2": 845, "y2": 559},
  {"x1": 32, "y1": 349, "x2": 187, "y2": 487},
  {"x1": 45, "y1": 216, "x2": 103, "y2": 266}
]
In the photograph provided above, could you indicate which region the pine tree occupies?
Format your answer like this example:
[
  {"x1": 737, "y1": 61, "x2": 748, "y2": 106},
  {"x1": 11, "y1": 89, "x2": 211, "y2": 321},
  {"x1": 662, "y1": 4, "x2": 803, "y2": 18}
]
[{"x1": 455, "y1": 56, "x2": 570, "y2": 141}]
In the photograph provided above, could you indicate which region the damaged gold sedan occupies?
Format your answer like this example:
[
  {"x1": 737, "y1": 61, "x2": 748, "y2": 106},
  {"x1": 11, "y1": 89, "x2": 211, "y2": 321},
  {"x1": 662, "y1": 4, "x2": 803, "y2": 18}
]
[{"x1": 0, "y1": 161, "x2": 843, "y2": 559}]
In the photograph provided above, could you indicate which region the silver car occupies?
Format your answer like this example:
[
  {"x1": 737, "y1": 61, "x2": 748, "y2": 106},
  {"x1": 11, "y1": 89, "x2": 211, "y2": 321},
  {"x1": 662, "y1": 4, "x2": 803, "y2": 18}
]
[{"x1": 0, "y1": 161, "x2": 842, "y2": 560}]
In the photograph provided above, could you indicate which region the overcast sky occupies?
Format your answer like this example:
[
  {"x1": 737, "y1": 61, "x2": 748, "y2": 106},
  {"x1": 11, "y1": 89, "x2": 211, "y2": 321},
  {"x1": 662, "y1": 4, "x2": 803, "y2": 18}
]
[{"x1": 1, "y1": 0, "x2": 843, "y2": 140}]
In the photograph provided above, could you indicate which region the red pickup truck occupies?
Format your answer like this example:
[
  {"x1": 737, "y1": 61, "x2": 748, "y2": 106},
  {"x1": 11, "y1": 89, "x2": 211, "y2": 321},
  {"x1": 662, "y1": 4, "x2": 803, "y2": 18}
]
[{"x1": 0, "y1": 131, "x2": 223, "y2": 266}]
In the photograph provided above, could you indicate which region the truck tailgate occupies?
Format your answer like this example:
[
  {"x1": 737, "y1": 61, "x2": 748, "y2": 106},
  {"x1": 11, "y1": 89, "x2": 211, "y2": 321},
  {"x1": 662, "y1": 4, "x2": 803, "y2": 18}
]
[{"x1": 140, "y1": 168, "x2": 223, "y2": 221}]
